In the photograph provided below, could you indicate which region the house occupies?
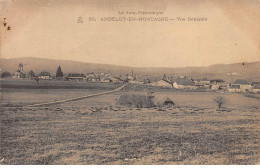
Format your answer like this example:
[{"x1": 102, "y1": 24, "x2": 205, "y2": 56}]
[
  {"x1": 252, "y1": 85, "x2": 260, "y2": 93},
  {"x1": 228, "y1": 85, "x2": 241, "y2": 93},
  {"x1": 210, "y1": 84, "x2": 220, "y2": 90},
  {"x1": 149, "y1": 79, "x2": 173, "y2": 88},
  {"x1": 101, "y1": 73, "x2": 111, "y2": 77},
  {"x1": 232, "y1": 79, "x2": 251, "y2": 92},
  {"x1": 251, "y1": 81, "x2": 260, "y2": 87},
  {"x1": 173, "y1": 78, "x2": 197, "y2": 89},
  {"x1": 67, "y1": 73, "x2": 85, "y2": 81},
  {"x1": 13, "y1": 63, "x2": 26, "y2": 79},
  {"x1": 199, "y1": 78, "x2": 210, "y2": 85},
  {"x1": 87, "y1": 76, "x2": 100, "y2": 82},
  {"x1": 38, "y1": 71, "x2": 52, "y2": 80},
  {"x1": 100, "y1": 77, "x2": 111, "y2": 83},
  {"x1": 110, "y1": 77, "x2": 124, "y2": 84},
  {"x1": 86, "y1": 72, "x2": 96, "y2": 77}
]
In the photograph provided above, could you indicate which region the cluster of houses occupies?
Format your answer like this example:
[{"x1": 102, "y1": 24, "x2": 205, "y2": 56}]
[
  {"x1": 228, "y1": 79, "x2": 260, "y2": 93},
  {"x1": 148, "y1": 77, "x2": 260, "y2": 93},
  {"x1": 10, "y1": 63, "x2": 130, "y2": 83},
  {"x1": 149, "y1": 77, "x2": 218, "y2": 90},
  {"x1": 3, "y1": 63, "x2": 260, "y2": 94}
]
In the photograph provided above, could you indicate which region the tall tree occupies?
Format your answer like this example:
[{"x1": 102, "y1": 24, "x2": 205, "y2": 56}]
[
  {"x1": 56, "y1": 65, "x2": 63, "y2": 78},
  {"x1": 162, "y1": 74, "x2": 167, "y2": 80}
]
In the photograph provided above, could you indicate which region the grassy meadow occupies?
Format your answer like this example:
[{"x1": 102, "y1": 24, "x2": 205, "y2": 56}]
[{"x1": 1, "y1": 81, "x2": 260, "y2": 164}]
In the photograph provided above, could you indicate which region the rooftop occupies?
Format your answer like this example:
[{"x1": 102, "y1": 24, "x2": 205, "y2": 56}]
[
  {"x1": 68, "y1": 73, "x2": 85, "y2": 78},
  {"x1": 39, "y1": 71, "x2": 51, "y2": 76},
  {"x1": 174, "y1": 79, "x2": 195, "y2": 85},
  {"x1": 229, "y1": 85, "x2": 240, "y2": 89},
  {"x1": 233, "y1": 79, "x2": 250, "y2": 85}
]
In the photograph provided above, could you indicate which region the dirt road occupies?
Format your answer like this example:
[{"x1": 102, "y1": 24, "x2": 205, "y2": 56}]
[{"x1": 24, "y1": 84, "x2": 127, "y2": 107}]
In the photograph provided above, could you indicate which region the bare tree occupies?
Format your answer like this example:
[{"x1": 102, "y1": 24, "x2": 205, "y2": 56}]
[{"x1": 213, "y1": 96, "x2": 226, "y2": 109}]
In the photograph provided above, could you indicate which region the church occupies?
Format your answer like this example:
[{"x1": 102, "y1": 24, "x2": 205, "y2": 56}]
[{"x1": 13, "y1": 63, "x2": 26, "y2": 79}]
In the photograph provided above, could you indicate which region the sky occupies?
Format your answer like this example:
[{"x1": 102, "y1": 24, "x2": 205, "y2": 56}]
[{"x1": 0, "y1": 0, "x2": 259, "y2": 68}]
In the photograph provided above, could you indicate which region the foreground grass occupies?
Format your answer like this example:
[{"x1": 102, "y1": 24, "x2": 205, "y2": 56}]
[{"x1": 1, "y1": 104, "x2": 259, "y2": 164}]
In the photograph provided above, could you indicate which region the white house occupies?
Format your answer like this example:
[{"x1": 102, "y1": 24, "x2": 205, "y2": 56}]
[
  {"x1": 150, "y1": 79, "x2": 173, "y2": 88},
  {"x1": 173, "y1": 79, "x2": 197, "y2": 89},
  {"x1": 232, "y1": 79, "x2": 251, "y2": 92}
]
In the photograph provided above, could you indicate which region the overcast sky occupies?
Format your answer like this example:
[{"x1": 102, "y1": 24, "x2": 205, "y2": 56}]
[{"x1": 1, "y1": 0, "x2": 259, "y2": 67}]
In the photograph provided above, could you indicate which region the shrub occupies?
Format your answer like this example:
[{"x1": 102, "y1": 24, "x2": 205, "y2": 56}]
[
  {"x1": 213, "y1": 96, "x2": 226, "y2": 109},
  {"x1": 116, "y1": 94, "x2": 155, "y2": 108},
  {"x1": 1, "y1": 71, "x2": 11, "y2": 78}
]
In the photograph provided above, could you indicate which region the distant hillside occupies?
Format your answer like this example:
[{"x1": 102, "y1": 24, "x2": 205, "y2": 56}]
[
  {"x1": 0, "y1": 57, "x2": 132, "y2": 76},
  {"x1": 1, "y1": 57, "x2": 259, "y2": 82}
]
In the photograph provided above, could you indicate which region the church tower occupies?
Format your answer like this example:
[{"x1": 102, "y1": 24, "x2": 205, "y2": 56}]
[{"x1": 18, "y1": 63, "x2": 23, "y2": 71}]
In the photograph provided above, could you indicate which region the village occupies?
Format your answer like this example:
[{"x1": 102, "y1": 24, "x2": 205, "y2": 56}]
[{"x1": 1, "y1": 63, "x2": 260, "y2": 94}]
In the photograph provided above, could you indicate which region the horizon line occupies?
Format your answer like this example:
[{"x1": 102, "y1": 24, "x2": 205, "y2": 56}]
[{"x1": 2, "y1": 57, "x2": 259, "y2": 69}]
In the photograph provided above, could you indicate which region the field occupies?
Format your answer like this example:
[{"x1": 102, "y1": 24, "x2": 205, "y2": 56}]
[{"x1": 1, "y1": 80, "x2": 260, "y2": 164}]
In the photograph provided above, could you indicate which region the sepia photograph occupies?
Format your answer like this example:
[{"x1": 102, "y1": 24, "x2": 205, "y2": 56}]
[{"x1": 0, "y1": 0, "x2": 260, "y2": 165}]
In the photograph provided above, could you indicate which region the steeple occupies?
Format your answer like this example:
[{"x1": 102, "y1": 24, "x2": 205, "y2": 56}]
[{"x1": 18, "y1": 63, "x2": 23, "y2": 71}]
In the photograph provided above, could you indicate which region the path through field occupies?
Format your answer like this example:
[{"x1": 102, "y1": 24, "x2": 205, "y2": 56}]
[{"x1": 24, "y1": 84, "x2": 127, "y2": 107}]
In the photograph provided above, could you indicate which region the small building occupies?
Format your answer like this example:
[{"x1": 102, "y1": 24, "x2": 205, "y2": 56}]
[
  {"x1": 67, "y1": 73, "x2": 85, "y2": 81},
  {"x1": 38, "y1": 71, "x2": 52, "y2": 80},
  {"x1": 252, "y1": 85, "x2": 260, "y2": 93},
  {"x1": 173, "y1": 79, "x2": 197, "y2": 89},
  {"x1": 228, "y1": 85, "x2": 241, "y2": 93},
  {"x1": 150, "y1": 79, "x2": 173, "y2": 88},
  {"x1": 232, "y1": 79, "x2": 251, "y2": 92}
]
